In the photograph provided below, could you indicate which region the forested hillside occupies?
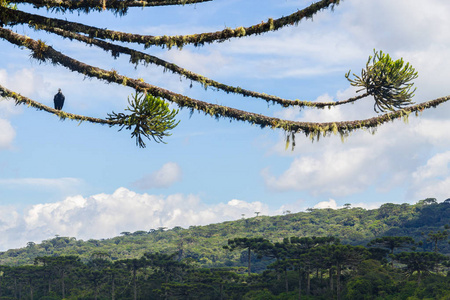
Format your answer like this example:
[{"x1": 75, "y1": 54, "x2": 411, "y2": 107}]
[
  {"x1": 1, "y1": 199, "x2": 449, "y2": 267},
  {"x1": 0, "y1": 199, "x2": 449, "y2": 299}
]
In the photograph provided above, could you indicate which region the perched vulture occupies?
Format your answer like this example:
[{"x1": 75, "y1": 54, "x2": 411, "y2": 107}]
[{"x1": 54, "y1": 88, "x2": 65, "y2": 110}]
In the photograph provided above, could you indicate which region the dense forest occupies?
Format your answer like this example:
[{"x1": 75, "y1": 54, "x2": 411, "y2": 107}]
[{"x1": 0, "y1": 199, "x2": 449, "y2": 299}]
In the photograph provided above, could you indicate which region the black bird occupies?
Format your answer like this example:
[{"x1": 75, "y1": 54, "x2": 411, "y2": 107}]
[{"x1": 54, "y1": 88, "x2": 65, "y2": 110}]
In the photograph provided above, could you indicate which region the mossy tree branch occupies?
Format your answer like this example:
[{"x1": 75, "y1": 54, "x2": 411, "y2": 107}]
[
  {"x1": 1, "y1": 0, "x2": 447, "y2": 148},
  {"x1": 9, "y1": 0, "x2": 213, "y2": 14},
  {"x1": 6, "y1": 7, "x2": 368, "y2": 109},
  {"x1": 0, "y1": 84, "x2": 179, "y2": 147},
  {"x1": 0, "y1": 83, "x2": 116, "y2": 124},
  {"x1": 1, "y1": 0, "x2": 340, "y2": 49},
  {"x1": 1, "y1": 28, "x2": 449, "y2": 144}
]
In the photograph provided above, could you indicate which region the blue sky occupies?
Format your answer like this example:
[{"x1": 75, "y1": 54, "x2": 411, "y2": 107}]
[{"x1": 1, "y1": 0, "x2": 450, "y2": 250}]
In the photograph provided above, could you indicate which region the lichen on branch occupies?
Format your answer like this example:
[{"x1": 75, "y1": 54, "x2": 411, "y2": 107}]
[
  {"x1": 1, "y1": 1, "x2": 449, "y2": 149},
  {"x1": 7, "y1": 6, "x2": 367, "y2": 109},
  {"x1": 1, "y1": 0, "x2": 340, "y2": 49},
  {"x1": 8, "y1": 0, "x2": 213, "y2": 14},
  {"x1": 1, "y1": 27, "x2": 449, "y2": 148}
]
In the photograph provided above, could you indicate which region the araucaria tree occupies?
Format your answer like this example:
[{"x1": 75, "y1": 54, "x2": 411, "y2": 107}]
[{"x1": 1, "y1": 0, "x2": 450, "y2": 147}]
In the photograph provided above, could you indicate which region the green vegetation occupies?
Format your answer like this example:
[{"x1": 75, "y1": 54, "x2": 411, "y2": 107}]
[
  {"x1": 0, "y1": 199, "x2": 449, "y2": 298},
  {"x1": 1, "y1": 199, "x2": 449, "y2": 267},
  {"x1": 107, "y1": 92, "x2": 180, "y2": 148},
  {"x1": 346, "y1": 50, "x2": 418, "y2": 112}
]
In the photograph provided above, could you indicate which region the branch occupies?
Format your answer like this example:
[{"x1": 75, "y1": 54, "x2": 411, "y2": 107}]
[
  {"x1": 1, "y1": 27, "x2": 449, "y2": 141},
  {"x1": 11, "y1": 8, "x2": 367, "y2": 108},
  {"x1": 0, "y1": 84, "x2": 116, "y2": 125},
  {"x1": 0, "y1": 85, "x2": 179, "y2": 147},
  {"x1": 1, "y1": 0, "x2": 340, "y2": 48},
  {"x1": 9, "y1": 0, "x2": 213, "y2": 14}
]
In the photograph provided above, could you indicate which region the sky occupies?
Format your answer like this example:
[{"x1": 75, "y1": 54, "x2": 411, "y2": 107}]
[{"x1": 1, "y1": 0, "x2": 450, "y2": 251}]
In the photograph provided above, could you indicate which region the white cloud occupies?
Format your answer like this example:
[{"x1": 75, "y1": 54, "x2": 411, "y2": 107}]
[
  {"x1": 264, "y1": 86, "x2": 450, "y2": 198},
  {"x1": 341, "y1": 0, "x2": 450, "y2": 51},
  {"x1": 312, "y1": 199, "x2": 381, "y2": 211},
  {"x1": 351, "y1": 202, "x2": 383, "y2": 210},
  {"x1": 262, "y1": 146, "x2": 377, "y2": 196},
  {"x1": 0, "y1": 118, "x2": 15, "y2": 149},
  {"x1": 409, "y1": 152, "x2": 450, "y2": 201},
  {"x1": 0, "y1": 68, "x2": 47, "y2": 99},
  {"x1": 412, "y1": 118, "x2": 450, "y2": 147},
  {"x1": 412, "y1": 151, "x2": 450, "y2": 182},
  {"x1": 410, "y1": 177, "x2": 450, "y2": 202},
  {"x1": 132, "y1": 162, "x2": 182, "y2": 189},
  {"x1": 265, "y1": 111, "x2": 450, "y2": 198},
  {"x1": 0, "y1": 67, "x2": 50, "y2": 149},
  {"x1": 314, "y1": 199, "x2": 339, "y2": 209},
  {"x1": 0, "y1": 187, "x2": 270, "y2": 250}
]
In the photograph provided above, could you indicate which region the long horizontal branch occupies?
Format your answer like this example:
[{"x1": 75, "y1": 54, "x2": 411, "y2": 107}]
[
  {"x1": 19, "y1": 14, "x2": 367, "y2": 108},
  {"x1": 0, "y1": 84, "x2": 117, "y2": 125},
  {"x1": 9, "y1": 0, "x2": 213, "y2": 14},
  {"x1": 1, "y1": 27, "x2": 448, "y2": 139},
  {"x1": 1, "y1": 0, "x2": 340, "y2": 48}
]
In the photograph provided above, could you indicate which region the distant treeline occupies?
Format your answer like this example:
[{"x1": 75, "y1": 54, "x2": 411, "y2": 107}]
[
  {"x1": 0, "y1": 234, "x2": 449, "y2": 299},
  {"x1": 1, "y1": 199, "x2": 449, "y2": 269}
]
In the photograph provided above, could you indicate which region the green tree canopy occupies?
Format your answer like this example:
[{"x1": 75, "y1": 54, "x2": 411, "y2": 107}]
[{"x1": 392, "y1": 251, "x2": 449, "y2": 285}]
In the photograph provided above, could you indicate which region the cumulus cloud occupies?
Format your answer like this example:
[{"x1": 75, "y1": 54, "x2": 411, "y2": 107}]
[
  {"x1": 132, "y1": 162, "x2": 182, "y2": 189},
  {"x1": 412, "y1": 152, "x2": 450, "y2": 182},
  {"x1": 412, "y1": 119, "x2": 450, "y2": 147},
  {"x1": 312, "y1": 199, "x2": 382, "y2": 211},
  {"x1": 0, "y1": 188, "x2": 270, "y2": 250},
  {"x1": 264, "y1": 90, "x2": 450, "y2": 199},
  {"x1": 314, "y1": 199, "x2": 339, "y2": 209},
  {"x1": 409, "y1": 152, "x2": 450, "y2": 201},
  {"x1": 262, "y1": 146, "x2": 377, "y2": 196}
]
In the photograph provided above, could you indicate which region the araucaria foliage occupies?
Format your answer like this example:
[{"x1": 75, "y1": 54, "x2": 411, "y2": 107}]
[
  {"x1": 346, "y1": 50, "x2": 418, "y2": 112},
  {"x1": 107, "y1": 93, "x2": 179, "y2": 148}
]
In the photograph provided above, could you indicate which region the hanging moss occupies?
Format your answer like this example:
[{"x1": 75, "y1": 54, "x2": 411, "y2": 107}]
[
  {"x1": 2, "y1": 1, "x2": 450, "y2": 149},
  {"x1": 8, "y1": 0, "x2": 214, "y2": 14},
  {"x1": 13, "y1": 12, "x2": 371, "y2": 110},
  {"x1": 2, "y1": 0, "x2": 339, "y2": 50}
]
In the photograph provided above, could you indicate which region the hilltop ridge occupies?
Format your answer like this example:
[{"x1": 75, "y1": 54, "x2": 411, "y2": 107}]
[{"x1": 1, "y1": 199, "x2": 449, "y2": 266}]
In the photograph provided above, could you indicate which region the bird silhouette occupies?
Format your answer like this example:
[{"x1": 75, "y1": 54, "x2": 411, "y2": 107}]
[{"x1": 54, "y1": 88, "x2": 65, "y2": 110}]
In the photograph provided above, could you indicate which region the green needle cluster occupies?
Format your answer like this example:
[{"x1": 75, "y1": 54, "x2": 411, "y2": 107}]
[
  {"x1": 346, "y1": 50, "x2": 418, "y2": 112},
  {"x1": 107, "y1": 92, "x2": 179, "y2": 148}
]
